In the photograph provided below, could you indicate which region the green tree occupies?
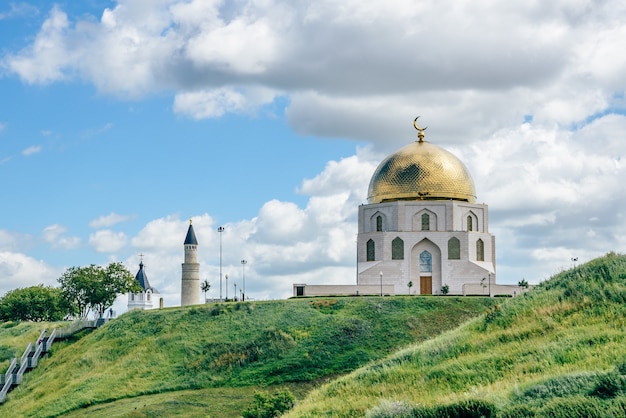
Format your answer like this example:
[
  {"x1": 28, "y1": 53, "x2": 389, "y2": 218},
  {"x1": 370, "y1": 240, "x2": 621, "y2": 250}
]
[
  {"x1": 0, "y1": 285, "x2": 67, "y2": 322},
  {"x1": 58, "y1": 263, "x2": 140, "y2": 319},
  {"x1": 518, "y1": 278, "x2": 529, "y2": 288},
  {"x1": 201, "y1": 279, "x2": 211, "y2": 302}
]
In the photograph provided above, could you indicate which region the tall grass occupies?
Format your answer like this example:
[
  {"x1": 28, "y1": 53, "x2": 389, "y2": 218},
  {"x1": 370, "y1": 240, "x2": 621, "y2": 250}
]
[
  {"x1": 0, "y1": 296, "x2": 494, "y2": 417},
  {"x1": 287, "y1": 252, "x2": 626, "y2": 417},
  {"x1": 0, "y1": 321, "x2": 63, "y2": 370}
]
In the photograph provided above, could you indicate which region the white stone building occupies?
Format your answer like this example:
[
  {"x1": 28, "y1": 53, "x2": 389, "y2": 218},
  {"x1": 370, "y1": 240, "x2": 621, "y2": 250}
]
[
  {"x1": 127, "y1": 258, "x2": 161, "y2": 310},
  {"x1": 295, "y1": 120, "x2": 527, "y2": 298}
]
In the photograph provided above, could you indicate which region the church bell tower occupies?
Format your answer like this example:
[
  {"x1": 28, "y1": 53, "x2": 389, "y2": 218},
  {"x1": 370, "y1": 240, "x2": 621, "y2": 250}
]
[{"x1": 181, "y1": 219, "x2": 200, "y2": 306}]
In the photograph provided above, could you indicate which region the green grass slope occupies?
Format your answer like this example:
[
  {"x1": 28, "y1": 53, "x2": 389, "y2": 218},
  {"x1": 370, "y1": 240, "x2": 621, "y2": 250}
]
[
  {"x1": 0, "y1": 295, "x2": 494, "y2": 417},
  {"x1": 288, "y1": 252, "x2": 626, "y2": 417},
  {"x1": 0, "y1": 321, "x2": 64, "y2": 371}
]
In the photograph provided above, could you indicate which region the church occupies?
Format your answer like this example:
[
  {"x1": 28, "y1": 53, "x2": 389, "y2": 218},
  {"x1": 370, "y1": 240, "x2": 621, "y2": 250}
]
[
  {"x1": 127, "y1": 256, "x2": 162, "y2": 310},
  {"x1": 295, "y1": 118, "x2": 524, "y2": 297}
]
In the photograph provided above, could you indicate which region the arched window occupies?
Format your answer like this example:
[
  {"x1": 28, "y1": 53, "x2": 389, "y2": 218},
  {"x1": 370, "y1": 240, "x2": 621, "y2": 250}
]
[
  {"x1": 467, "y1": 216, "x2": 473, "y2": 231},
  {"x1": 147, "y1": 291, "x2": 151, "y2": 302},
  {"x1": 376, "y1": 215, "x2": 383, "y2": 232},
  {"x1": 476, "y1": 239, "x2": 484, "y2": 261},
  {"x1": 421, "y1": 213, "x2": 430, "y2": 230},
  {"x1": 448, "y1": 237, "x2": 461, "y2": 260},
  {"x1": 419, "y1": 251, "x2": 432, "y2": 272},
  {"x1": 367, "y1": 239, "x2": 375, "y2": 261},
  {"x1": 392, "y1": 237, "x2": 404, "y2": 260}
]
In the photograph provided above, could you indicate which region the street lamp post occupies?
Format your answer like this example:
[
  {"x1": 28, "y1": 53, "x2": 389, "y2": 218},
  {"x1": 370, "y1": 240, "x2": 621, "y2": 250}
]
[
  {"x1": 225, "y1": 274, "x2": 229, "y2": 300},
  {"x1": 380, "y1": 272, "x2": 383, "y2": 296},
  {"x1": 234, "y1": 282, "x2": 237, "y2": 301},
  {"x1": 218, "y1": 226, "x2": 224, "y2": 301},
  {"x1": 241, "y1": 259, "x2": 247, "y2": 301}
]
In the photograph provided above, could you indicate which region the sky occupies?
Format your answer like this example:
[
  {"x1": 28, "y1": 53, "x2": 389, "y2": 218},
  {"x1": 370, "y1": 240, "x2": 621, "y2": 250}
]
[{"x1": 1, "y1": 0, "x2": 625, "y2": 314}]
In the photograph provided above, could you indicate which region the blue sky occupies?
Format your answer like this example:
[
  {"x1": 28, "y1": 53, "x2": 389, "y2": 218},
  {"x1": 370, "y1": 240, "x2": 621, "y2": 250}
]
[{"x1": 1, "y1": 1, "x2": 626, "y2": 312}]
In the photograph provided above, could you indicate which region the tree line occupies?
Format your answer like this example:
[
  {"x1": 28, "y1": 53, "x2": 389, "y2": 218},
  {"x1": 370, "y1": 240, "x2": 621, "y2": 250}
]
[{"x1": 0, "y1": 262, "x2": 140, "y2": 322}]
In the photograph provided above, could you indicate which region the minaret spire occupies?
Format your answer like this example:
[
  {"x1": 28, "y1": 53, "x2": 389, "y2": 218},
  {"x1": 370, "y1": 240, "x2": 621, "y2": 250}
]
[
  {"x1": 413, "y1": 116, "x2": 427, "y2": 143},
  {"x1": 181, "y1": 219, "x2": 200, "y2": 306}
]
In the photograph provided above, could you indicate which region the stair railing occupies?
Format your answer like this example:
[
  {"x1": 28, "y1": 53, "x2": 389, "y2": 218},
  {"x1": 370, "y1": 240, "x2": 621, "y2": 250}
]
[{"x1": 0, "y1": 358, "x2": 17, "y2": 403}]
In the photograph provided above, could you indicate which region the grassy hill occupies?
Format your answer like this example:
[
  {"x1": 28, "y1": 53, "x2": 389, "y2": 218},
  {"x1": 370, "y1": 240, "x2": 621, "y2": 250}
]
[
  {"x1": 0, "y1": 295, "x2": 494, "y2": 417},
  {"x1": 287, "y1": 252, "x2": 626, "y2": 417},
  {"x1": 0, "y1": 321, "x2": 64, "y2": 372}
]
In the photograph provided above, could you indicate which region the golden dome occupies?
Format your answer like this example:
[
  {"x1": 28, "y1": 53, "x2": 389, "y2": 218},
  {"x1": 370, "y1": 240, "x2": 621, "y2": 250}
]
[{"x1": 367, "y1": 137, "x2": 476, "y2": 204}]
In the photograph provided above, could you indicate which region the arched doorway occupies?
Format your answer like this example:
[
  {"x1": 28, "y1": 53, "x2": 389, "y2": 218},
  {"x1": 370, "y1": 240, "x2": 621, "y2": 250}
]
[{"x1": 411, "y1": 239, "x2": 442, "y2": 295}]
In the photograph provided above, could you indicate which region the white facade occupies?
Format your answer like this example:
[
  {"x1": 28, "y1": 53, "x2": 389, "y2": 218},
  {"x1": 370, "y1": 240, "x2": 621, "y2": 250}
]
[
  {"x1": 127, "y1": 261, "x2": 161, "y2": 310},
  {"x1": 127, "y1": 288, "x2": 159, "y2": 310},
  {"x1": 357, "y1": 200, "x2": 496, "y2": 295}
]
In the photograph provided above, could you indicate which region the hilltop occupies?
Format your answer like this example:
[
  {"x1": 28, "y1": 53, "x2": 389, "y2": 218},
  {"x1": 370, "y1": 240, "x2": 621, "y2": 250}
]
[
  {"x1": 288, "y1": 252, "x2": 626, "y2": 417},
  {"x1": 0, "y1": 295, "x2": 494, "y2": 417}
]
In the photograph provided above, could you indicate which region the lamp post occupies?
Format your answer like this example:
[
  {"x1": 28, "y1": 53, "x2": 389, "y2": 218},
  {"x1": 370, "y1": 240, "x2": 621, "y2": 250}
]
[
  {"x1": 241, "y1": 259, "x2": 247, "y2": 301},
  {"x1": 380, "y1": 271, "x2": 383, "y2": 296},
  {"x1": 225, "y1": 274, "x2": 229, "y2": 300},
  {"x1": 218, "y1": 226, "x2": 224, "y2": 301},
  {"x1": 234, "y1": 282, "x2": 237, "y2": 301}
]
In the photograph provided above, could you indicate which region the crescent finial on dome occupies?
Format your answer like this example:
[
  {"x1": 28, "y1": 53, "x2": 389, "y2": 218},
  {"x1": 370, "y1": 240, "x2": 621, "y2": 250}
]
[{"x1": 413, "y1": 116, "x2": 427, "y2": 142}]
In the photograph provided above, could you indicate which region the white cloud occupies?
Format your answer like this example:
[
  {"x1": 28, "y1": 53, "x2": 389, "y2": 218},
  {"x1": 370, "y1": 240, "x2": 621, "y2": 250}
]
[
  {"x1": 173, "y1": 86, "x2": 278, "y2": 119},
  {"x1": 0, "y1": 3, "x2": 39, "y2": 20},
  {"x1": 5, "y1": 0, "x2": 625, "y2": 139},
  {"x1": 42, "y1": 224, "x2": 81, "y2": 250},
  {"x1": 0, "y1": 252, "x2": 60, "y2": 296},
  {"x1": 0, "y1": 122, "x2": 6, "y2": 134},
  {"x1": 4, "y1": 6, "x2": 71, "y2": 84},
  {"x1": 22, "y1": 145, "x2": 42, "y2": 156},
  {"x1": 89, "y1": 230, "x2": 128, "y2": 253},
  {"x1": 0, "y1": 230, "x2": 25, "y2": 252},
  {"x1": 89, "y1": 213, "x2": 132, "y2": 228}
]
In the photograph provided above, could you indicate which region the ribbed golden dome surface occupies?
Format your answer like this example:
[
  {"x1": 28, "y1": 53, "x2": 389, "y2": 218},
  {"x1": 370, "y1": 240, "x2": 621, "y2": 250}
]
[{"x1": 367, "y1": 140, "x2": 476, "y2": 204}]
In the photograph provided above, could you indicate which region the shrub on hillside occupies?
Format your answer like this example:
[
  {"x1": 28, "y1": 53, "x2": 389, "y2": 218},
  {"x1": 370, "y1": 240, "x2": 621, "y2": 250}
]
[
  {"x1": 408, "y1": 399, "x2": 496, "y2": 418},
  {"x1": 365, "y1": 400, "x2": 413, "y2": 418},
  {"x1": 499, "y1": 403, "x2": 538, "y2": 418},
  {"x1": 519, "y1": 373, "x2": 598, "y2": 400},
  {"x1": 590, "y1": 371, "x2": 626, "y2": 399},
  {"x1": 241, "y1": 389, "x2": 295, "y2": 418},
  {"x1": 433, "y1": 399, "x2": 496, "y2": 417},
  {"x1": 538, "y1": 395, "x2": 608, "y2": 418}
]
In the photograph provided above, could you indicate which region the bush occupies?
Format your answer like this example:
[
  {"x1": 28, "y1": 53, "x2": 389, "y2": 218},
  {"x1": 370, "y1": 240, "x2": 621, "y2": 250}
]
[
  {"x1": 242, "y1": 389, "x2": 295, "y2": 418},
  {"x1": 365, "y1": 400, "x2": 413, "y2": 418},
  {"x1": 434, "y1": 399, "x2": 496, "y2": 417},
  {"x1": 590, "y1": 371, "x2": 626, "y2": 399},
  {"x1": 499, "y1": 403, "x2": 537, "y2": 418},
  {"x1": 538, "y1": 396, "x2": 606, "y2": 418},
  {"x1": 410, "y1": 399, "x2": 496, "y2": 418},
  {"x1": 519, "y1": 373, "x2": 598, "y2": 400}
]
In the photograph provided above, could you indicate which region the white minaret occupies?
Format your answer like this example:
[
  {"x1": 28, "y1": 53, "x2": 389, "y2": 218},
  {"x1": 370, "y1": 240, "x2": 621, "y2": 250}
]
[{"x1": 181, "y1": 219, "x2": 200, "y2": 306}]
